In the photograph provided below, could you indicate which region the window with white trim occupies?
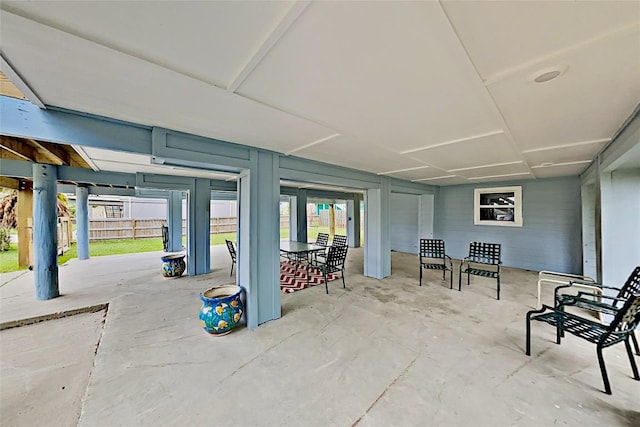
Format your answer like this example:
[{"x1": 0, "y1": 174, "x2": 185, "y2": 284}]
[{"x1": 474, "y1": 186, "x2": 522, "y2": 227}]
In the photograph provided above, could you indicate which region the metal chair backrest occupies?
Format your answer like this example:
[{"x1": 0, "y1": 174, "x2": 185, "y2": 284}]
[
  {"x1": 617, "y1": 267, "x2": 640, "y2": 302},
  {"x1": 332, "y1": 235, "x2": 348, "y2": 247},
  {"x1": 468, "y1": 241, "x2": 501, "y2": 265},
  {"x1": 420, "y1": 239, "x2": 445, "y2": 259},
  {"x1": 607, "y1": 293, "x2": 640, "y2": 335},
  {"x1": 326, "y1": 244, "x2": 348, "y2": 269},
  {"x1": 316, "y1": 233, "x2": 329, "y2": 246},
  {"x1": 225, "y1": 240, "x2": 236, "y2": 262}
]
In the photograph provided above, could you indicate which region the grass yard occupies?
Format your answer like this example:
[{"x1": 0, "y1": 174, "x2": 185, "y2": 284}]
[{"x1": 0, "y1": 226, "x2": 352, "y2": 274}]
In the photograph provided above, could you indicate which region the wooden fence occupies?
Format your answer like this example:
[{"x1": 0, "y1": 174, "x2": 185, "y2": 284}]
[{"x1": 84, "y1": 217, "x2": 289, "y2": 241}]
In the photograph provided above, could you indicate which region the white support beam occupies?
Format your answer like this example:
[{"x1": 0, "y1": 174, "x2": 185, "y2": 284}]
[
  {"x1": 226, "y1": 1, "x2": 311, "y2": 93},
  {"x1": 0, "y1": 53, "x2": 45, "y2": 109}
]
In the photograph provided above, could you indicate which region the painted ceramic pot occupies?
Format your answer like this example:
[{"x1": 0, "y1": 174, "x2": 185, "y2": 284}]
[
  {"x1": 161, "y1": 254, "x2": 186, "y2": 278},
  {"x1": 199, "y1": 285, "x2": 244, "y2": 336}
]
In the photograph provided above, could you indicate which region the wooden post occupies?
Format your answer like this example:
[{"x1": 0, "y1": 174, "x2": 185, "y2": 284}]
[
  {"x1": 17, "y1": 180, "x2": 33, "y2": 268},
  {"x1": 329, "y1": 203, "x2": 335, "y2": 237},
  {"x1": 132, "y1": 218, "x2": 137, "y2": 239}
]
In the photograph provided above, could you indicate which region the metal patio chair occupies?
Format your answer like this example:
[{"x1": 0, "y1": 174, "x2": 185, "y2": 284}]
[
  {"x1": 419, "y1": 239, "x2": 453, "y2": 288},
  {"x1": 526, "y1": 293, "x2": 640, "y2": 395},
  {"x1": 307, "y1": 244, "x2": 348, "y2": 294},
  {"x1": 225, "y1": 239, "x2": 237, "y2": 276},
  {"x1": 458, "y1": 241, "x2": 502, "y2": 300}
]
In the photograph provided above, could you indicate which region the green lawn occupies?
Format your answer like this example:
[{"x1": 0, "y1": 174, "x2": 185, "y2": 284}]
[{"x1": 0, "y1": 227, "x2": 353, "y2": 274}]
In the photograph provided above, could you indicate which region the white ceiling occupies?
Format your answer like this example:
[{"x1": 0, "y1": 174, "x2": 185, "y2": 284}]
[{"x1": 1, "y1": 1, "x2": 638, "y2": 186}]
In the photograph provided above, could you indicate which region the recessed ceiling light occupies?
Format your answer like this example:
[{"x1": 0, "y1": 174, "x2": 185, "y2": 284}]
[{"x1": 531, "y1": 66, "x2": 567, "y2": 84}]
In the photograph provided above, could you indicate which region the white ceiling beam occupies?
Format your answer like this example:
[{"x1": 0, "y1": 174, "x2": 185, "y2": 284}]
[
  {"x1": 400, "y1": 130, "x2": 504, "y2": 154},
  {"x1": 285, "y1": 133, "x2": 340, "y2": 155},
  {"x1": 522, "y1": 138, "x2": 611, "y2": 153},
  {"x1": 468, "y1": 172, "x2": 531, "y2": 180},
  {"x1": 0, "y1": 53, "x2": 45, "y2": 108},
  {"x1": 377, "y1": 165, "x2": 430, "y2": 175},
  {"x1": 412, "y1": 175, "x2": 457, "y2": 182},
  {"x1": 226, "y1": 1, "x2": 311, "y2": 93},
  {"x1": 530, "y1": 160, "x2": 591, "y2": 169},
  {"x1": 448, "y1": 160, "x2": 523, "y2": 172}
]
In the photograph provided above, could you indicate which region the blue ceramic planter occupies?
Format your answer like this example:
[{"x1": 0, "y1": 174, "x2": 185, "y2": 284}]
[
  {"x1": 161, "y1": 254, "x2": 186, "y2": 278},
  {"x1": 199, "y1": 285, "x2": 244, "y2": 335}
]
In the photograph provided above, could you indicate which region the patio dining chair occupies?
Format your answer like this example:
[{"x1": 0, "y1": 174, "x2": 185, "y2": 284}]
[
  {"x1": 419, "y1": 239, "x2": 453, "y2": 288},
  {"x1": 225, "y1": 240, "x2": 237, "y2": 276},
  {"x1": 307, "y1": 244, "x2": 348, "y2": 294}
]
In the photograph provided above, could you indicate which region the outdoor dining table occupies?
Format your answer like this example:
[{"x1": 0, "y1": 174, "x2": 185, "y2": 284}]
[{"x1": 280, "y1": 240, "x2": 326, "y2": 269}]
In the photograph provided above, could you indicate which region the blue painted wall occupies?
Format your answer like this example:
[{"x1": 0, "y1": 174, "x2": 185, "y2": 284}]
[{"x1": 434, "y1": 177, "x2": 582, "y2": 273}]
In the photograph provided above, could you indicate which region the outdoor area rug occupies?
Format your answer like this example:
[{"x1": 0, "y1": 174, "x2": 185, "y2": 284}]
[{"x1": 280, "y1": 261, "x2": 340, "y2": 293}]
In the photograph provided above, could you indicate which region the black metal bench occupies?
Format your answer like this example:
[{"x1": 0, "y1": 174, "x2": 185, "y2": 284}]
[
  {"x1": 526, "y1": 294, "x2": 640, "y2": 395},
  {"x1": 458, "y1": 242, "x2": 502, "y2": 299},
  {"x1": 419, "y1": 239, "x2": 453, "y2": 288}
]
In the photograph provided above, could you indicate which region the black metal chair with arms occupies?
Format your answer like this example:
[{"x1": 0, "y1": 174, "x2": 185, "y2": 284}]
[
  {"x1": 526, "y1": 293, "x2": 640, "y2": 395},
  {"x1": 419, "y1": 239, "x2": 453, "y2": 288},
  {"x1": 554, "y1": 266, "x2": 640, "y2": 355},
  {"x1": 458, "y1": 241, "x2": 502, "y2": 300}
]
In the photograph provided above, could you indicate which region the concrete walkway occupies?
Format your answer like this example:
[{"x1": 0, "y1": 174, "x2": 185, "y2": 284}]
[{"x1": 1, "y1": 246, "x2": 638, "y2": 426}]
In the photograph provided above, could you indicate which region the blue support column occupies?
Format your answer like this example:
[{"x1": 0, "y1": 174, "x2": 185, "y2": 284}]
[
  {"x1": 33, "y1": 163, "x2": 59, "y2": 300},
  {"x1": 238, "y1": 150, "x2": 280, "y2": 328},
  {"x1": 75, "y1": 185, "x2": 89, "y2": 260},
  {"x1": 364, "y1": 177, "x2": 391, "y2": 279},
  {"x1": 167, "y1": 191, "x2": 183, "y2": 252},
  {"x1": 186, "y1": 179, "x2": 210, "y2": 275},
  {"x1": 296, "y1": 189, "x2": 308, "y2": 243},
  {"x1": 288, "y1": 195, "x2": 298, "y2": 241},
  {"x1": 347, "y1": 194, "x2": 361, "y2": 248}
]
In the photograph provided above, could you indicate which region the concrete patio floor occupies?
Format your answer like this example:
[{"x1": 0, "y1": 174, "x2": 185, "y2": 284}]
[{"x1": 1, "y1": 245, "x2": 638, "y2": 426}]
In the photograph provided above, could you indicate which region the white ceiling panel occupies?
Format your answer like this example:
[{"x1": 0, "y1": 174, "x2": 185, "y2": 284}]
[
  {"x1": 488, "y1": 27, "x2": 640, "y2": 151},
  {"x1": 0, "y1": 11, "x2": 336, "y2": 155},
  {"x1": 237, "y1": 1, "x2": 503, "y2": 153},
  {"x1": 292, "y1": 135, "x2": 427, "y2": 174},
  {"x1": 0, "y1": 3, "x2": 636, "y2": 186},
  {"x1": 453, "y1": 162, "x2": 529, "y2": 179},
  {"x1": 523, "y1": 140, "x2": 608, "y2": 167},
  {"x1": 531, "y1": 163, "x2": 591, "y2": 179},
  {"x1": 442, "y1": 1, "x2": 640, "y2": 79},
  {"x1": 2, "y1": 1, "x2": 293, "y2": 88},
  {"x1": 408, "y1": 133, "x2": 522, "y2": 171}
]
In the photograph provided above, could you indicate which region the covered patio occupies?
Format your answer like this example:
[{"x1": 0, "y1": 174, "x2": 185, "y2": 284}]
[{"x1": 1, "y1": 246, "x2": 638, "y2": 426}]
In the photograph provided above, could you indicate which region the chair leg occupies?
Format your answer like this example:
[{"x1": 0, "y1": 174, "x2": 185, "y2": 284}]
[
  {"x1": 341, "y1": 267, "x2": 346, "y2": 289},
  {"x1": 631, "y1": 332, "x2": 640, "y2": 356},
  {"x1": 230, "y1": 261, "x2": 234, "y2": 277},
  {"x1": 449, "y1": 268, "x2": 453, "y2": 290},
  {"x1": 324, "y1": 269, "x2": 329, "y2": 294},
  {"x1": 525, "y1": 312, "x2": 533, "y2": 356},
  {"x1": 419, "y1": 265, "x2": 422, "y2": 286},
  {"x1": 597, "y1": 345, "x2": 612, "y2": 395},
  {"x1": 496, "y1": 276, "x2": 500, "y2": 300},
  {"x1": 625, "y1": 338, "x2": 640, "y2": 380},
  {"x1": 458, "y1": 267, "x2": 462, "y2": 291}
]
